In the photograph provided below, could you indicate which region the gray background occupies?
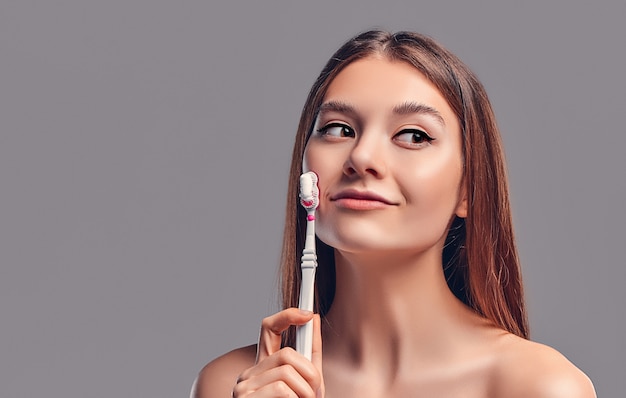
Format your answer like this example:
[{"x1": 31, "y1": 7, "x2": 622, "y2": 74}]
[{"x1": 1, "y1": 1, "x2": 624, "y2": 397}]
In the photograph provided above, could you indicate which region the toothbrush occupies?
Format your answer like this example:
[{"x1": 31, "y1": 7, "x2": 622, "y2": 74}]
[{"x1": 296, "y1": 171, "x2": 319, "y2": 361}]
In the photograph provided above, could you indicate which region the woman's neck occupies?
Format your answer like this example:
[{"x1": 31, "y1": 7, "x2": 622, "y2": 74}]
[{"x1": 322, "y1": 247, "x2": 489, "y2": 377}]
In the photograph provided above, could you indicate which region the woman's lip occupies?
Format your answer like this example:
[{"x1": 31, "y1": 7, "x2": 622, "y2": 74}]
[
  {"x1": 332, "y1": 198, "x2": 392, "y2": 210},
  {"x1": 330, "y1": 189, "x2": 397, "y2": 208}
]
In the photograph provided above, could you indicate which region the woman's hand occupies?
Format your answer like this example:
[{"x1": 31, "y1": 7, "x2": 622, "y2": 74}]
[{"x1": 232, "y1": 308, "x2": 324, "y2": 397}]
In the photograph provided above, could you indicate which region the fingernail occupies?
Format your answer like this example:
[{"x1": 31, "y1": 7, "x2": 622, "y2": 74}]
[
  {"x1": 299, "y1": 309, "x2": 313, "y2": 316},
  {"x1": 317, "y1": 387, "x2": 322, "y2": 398}
]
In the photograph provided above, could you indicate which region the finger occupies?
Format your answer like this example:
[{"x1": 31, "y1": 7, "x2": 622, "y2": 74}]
[
  {"x1": 311, "y1": 314, "x2": 325, "y2": 397},
  {"x1": 250, "y1": 381, "x2": 298, "y2": 398},
  {"x1": 257, "y1": 308, "x2": 314, "y2": 363},
  {"x1": 238, "y1": 364, "x2": 316, "y2": 398},
  {"x1": 242, "y1": 347, "x2": 320, "y2": 386}
]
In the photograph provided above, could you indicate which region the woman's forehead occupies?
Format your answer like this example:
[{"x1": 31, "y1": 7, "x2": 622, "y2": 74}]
[{"x1": 321, "y1": 57, "x2": 459, "y2": 131}]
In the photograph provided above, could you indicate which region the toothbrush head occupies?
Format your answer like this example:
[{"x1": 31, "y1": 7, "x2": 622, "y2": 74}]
[{"x1": 299, "y1": 172, "x2": 319, "y2": 211}]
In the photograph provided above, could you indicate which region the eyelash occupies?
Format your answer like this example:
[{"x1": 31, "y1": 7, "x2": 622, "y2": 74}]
[
  {"x1": 316, "y1": 123, "x2": 435, "y2": 147},
  {"x1": 393, "y1": 129, "x2": 436, "y2": 147},
  {"x1": 316, "y1": 122, "x2": 356, "y2": 138}
]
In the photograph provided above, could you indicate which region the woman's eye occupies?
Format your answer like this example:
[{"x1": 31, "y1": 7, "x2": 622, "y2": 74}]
[
  {"x1": 393, "y1": 129, "x2": 435, "y2": 146},
  {"x1": 317, "y1": 123, "x2": 355, "y2": 138}
]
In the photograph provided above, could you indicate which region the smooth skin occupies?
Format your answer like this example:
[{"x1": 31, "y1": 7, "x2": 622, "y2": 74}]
[{"x1": 191, "y1": 57, "x2": 596, "y2": 397}]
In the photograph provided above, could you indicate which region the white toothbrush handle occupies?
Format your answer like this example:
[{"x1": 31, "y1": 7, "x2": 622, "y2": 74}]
[
  {"x1": 296, "y1": 266, "x2": 316, "y2": 360},
  {"x1": 296, "y1": 215, "x2": 317, "y2": 360}
]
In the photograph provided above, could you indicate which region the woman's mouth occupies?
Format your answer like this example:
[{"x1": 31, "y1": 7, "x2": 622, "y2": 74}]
[{"x1": 330, "y1": 189, "x2": 396, "y2": 210}]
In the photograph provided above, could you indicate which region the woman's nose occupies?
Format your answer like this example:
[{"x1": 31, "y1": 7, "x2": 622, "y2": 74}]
[{"x1": 343, "y1": 133, "x2": 387, "y2": 179}]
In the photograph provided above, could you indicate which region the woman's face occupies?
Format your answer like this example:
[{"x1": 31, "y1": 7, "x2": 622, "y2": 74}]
[{"x1": 303, "y1": 56, "x2": 466, "y2": 257}]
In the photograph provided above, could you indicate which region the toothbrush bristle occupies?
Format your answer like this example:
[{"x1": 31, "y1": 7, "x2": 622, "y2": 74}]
[{"x1": 299, "y1": 172, "x2": 319, "y2": 210}]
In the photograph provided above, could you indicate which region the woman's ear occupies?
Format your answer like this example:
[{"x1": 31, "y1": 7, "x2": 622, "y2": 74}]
[{"x1": 455, "y1": 186, "x2": 468, "y2": 219}]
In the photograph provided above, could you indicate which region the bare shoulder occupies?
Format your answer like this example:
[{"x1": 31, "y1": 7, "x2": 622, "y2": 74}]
[
  {"x1": 190, "y1": 344, "x2": 257, "y2": 398},
  {"x1": 491, "y1": 335, "x2": 596, "y2": 398}
]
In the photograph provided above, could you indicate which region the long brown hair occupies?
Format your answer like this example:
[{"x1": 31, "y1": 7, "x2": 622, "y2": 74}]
[{"x1": 280, "y1": 30, "x2": 529, "y2": 346}]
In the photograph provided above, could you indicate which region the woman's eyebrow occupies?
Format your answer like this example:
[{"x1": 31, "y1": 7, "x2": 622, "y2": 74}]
[
  {"x1": 393, "y1": 101, "x2": 446, "y2": 127},
  {"x1": 318, "y1": 101, "x2": 358, "y2": 117}
]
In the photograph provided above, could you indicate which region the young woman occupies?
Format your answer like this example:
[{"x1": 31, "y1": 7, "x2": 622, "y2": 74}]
[{"x1": 191, "y1": 30, "x2": 596, "y2": 398}]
